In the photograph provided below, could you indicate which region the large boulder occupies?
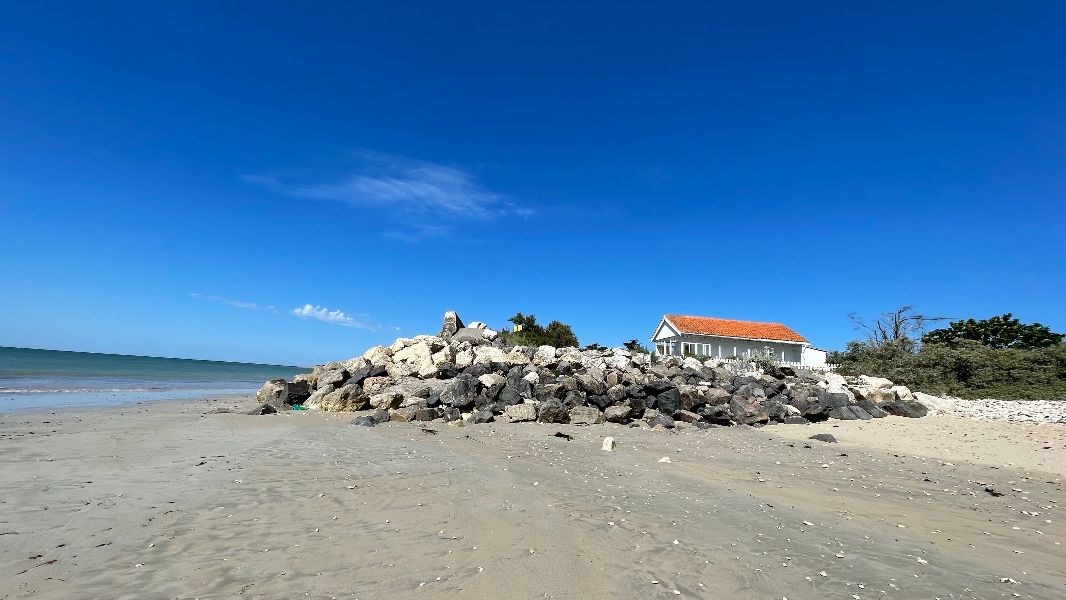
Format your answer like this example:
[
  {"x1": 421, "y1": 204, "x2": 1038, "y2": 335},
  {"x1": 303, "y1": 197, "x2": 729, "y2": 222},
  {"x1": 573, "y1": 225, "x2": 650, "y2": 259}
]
[
  {"x1": 533, "y1": 345, "x2": 557, "y2": 366},
  {"x1": 698, "y1": 403, "x2": 733, "y2": 425},
  {"x1": 569, "y1": 405, "x2": 605, "y2": 425},
  {"x1": 388, "y1": 341, "x2": 438, "y2": 379},
  {"x1": 255, "y1": 379, "x2": 310, "y2": 411},
  {"x1": 858, "y1": 375, "x2": 894, "y2": 389},
  {"x1": 506, "y1": 346, "x2": 534, "y2": 366},
  {"x1": 362, "y1": 345, "x2": 393, "y2": 367},
  {"x1": 703, "y1": 388, "x2": 731, "y2": 406},
  {"x1": 451, "y1": 327, "x2": 488, "y2": 345},
  {"x1": 380, "y1": 377, "x2": 448, "y2": 406},
  {"x1": 913, "y1": 391, "x2": 955, "y2": 414},
  {"x1": 880, "y1": 398, "x2": 929, "y2": 418},
  {"x1": 855, "y1": 399, "x2": 890, "y2": 418},
  {"x1": 369, "y1": 392, "x2": 403, "y2": 410},
  {"x1": 655, "y1": 387, "x2": 682, "y2": 414},
  {"x1": 890, "y1": 385, "x2": 915, "y2": 402},
  {"x1": 473, "y1": 346, "x2": 507, "y2": 365},
  {"x1": 313, "y1": 384, "x2": 369, "y2": 411},
  {"x1": 537, "y1": 399, "x2": 569, "y2": 423},
  {"x1": 576, "y1": 371, "x2": 607, "y2": 396},
  {"x1": 678, "y1": 385, "x2": 705, "y2": 411},
  {"x1": 440, "y1": 374, "x2": 479, "y2": 410},
  {"x1": 341, "y1": 358, "x2": 377, "y2": 386},
  {"x1": 604, "y1": 405, "x2": 632, "y2": 423},
  {"x1": 362, "y1": 376, "x2": 394, "y2": 396},
  {"x1": 829, "y1": 405, "x2": 874, "y2": 420},
  {"x1": 730, "y1": 396, "x2": 770, "y2": 425},
  {"x1": 504, "y1": 403, "x2": 537, "y2": 422},
  {"x1": 478, "y1": 373, "x2": 507, "y2": 400}
]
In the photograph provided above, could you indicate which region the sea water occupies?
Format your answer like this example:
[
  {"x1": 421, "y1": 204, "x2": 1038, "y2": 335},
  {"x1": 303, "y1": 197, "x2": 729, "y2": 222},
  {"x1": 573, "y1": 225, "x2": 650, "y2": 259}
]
[{"x1": 0, "y1": 346, "x2": 308, "y2": 411}]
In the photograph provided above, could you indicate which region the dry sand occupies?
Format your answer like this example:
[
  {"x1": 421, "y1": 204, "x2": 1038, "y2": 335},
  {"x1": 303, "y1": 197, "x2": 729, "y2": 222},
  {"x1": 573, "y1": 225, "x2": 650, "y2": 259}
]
[{"x1": 1, "y1": 397, "x2": 1063, "y2": 599}]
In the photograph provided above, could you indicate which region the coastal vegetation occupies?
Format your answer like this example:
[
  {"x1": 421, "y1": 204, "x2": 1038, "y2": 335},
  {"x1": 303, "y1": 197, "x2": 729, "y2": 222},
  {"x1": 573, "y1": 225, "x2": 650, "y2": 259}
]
[
  {"x1": 832, "y1": 310, "x2": 1066, "y2": 400},
  {"x1": 498, "y1": 312, "x2": 580, "y2": 348}
]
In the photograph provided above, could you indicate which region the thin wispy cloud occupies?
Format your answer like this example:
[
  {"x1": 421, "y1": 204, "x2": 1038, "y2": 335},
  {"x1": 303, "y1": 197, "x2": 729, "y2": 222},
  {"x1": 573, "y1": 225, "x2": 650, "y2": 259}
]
[
  {"x1": 244, "y1": 151, "x2": 531, "y2": 240},
  {"x1": 290, "y1": 304, "x2": 385, "y2": 331},
  {"x1": 189, "y1": 292, "x2": 278, "y2": 314}
]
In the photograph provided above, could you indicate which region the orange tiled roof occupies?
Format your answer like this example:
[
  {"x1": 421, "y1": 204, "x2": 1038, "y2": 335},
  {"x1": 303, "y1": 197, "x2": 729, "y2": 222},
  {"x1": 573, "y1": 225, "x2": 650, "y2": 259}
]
[{"x1": 664, "y1": 315, "x2": 808, "y2": 343}]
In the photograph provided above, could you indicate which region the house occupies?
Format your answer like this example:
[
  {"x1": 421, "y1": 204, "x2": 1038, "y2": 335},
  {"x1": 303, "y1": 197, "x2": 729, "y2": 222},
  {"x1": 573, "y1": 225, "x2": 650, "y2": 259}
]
[{"x1": 651, "y1": 314, "x2": 828, "y2": 367}]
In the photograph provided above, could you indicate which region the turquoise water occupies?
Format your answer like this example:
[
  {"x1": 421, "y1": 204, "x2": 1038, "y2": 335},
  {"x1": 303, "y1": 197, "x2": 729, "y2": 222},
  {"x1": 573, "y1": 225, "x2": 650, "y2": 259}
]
[{"x1": 0, "y1": 346, "x2": 308, "y2": 410}]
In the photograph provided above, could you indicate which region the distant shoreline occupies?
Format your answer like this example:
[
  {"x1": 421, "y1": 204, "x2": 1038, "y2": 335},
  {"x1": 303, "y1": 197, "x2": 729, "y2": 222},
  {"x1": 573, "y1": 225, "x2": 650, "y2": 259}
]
[{"x1": 0, "y1": 345, "x2": 307, "y2": 369}]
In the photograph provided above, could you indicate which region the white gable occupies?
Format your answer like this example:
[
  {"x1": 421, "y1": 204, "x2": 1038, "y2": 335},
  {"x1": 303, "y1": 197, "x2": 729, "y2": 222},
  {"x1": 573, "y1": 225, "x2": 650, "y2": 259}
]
[{"x1": 652, "y1": 318, "x2": 679, "y2": 341}]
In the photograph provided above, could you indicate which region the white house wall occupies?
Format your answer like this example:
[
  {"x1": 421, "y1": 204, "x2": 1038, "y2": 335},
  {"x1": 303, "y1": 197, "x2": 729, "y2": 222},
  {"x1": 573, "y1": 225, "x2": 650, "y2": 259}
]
[
  {"x1": 655, "y1": 333, "x2": 803, "y2": 362},
  {"x1": 801, "y1": 347, "x2": 828, "y2": 366}
]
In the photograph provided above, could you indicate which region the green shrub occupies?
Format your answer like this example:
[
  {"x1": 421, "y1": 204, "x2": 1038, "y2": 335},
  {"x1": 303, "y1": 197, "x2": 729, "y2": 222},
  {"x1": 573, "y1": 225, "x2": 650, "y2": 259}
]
[
  {"x1": 624, "y1": 339, "x2": 650, "y2": 354},
  {"x1": 498, "y1": 312, "x2": 579, "y2": 348},
  {"x1": 836, "y1": 339, "x2": 1066, "y2": 400}
]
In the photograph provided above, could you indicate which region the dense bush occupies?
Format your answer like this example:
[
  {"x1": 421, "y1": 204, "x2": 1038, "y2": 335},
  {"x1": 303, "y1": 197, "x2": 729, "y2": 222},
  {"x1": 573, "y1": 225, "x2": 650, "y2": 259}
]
[
  {"x1": 835, "y1": 339, "x2": 1066, "y2": 400},
  {"x1": 498, "y1": 312, "x2": 579, "y2": 348},
  {"x1": 922, "y1": 313, "x2": 1062, "y2": 350},
  {"x1": 624, "y1": 339, "x2": 650, "y2": 354}
]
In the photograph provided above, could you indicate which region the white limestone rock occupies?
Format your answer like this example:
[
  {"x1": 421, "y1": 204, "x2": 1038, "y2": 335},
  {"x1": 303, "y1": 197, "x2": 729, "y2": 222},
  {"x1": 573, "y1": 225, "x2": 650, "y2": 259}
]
[
  {"x1": 504, "y1": 403, "x2": 537, "y2": 422},
  {"x1": 473, "y1": 346, "x2": 507, "y2": 365}
]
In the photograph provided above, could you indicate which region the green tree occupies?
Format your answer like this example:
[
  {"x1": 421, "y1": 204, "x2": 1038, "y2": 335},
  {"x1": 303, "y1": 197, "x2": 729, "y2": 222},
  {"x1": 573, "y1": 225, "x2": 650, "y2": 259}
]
[
  {"x1": 624, "y1": 339, "x2": 650, "y2": 354},
  {"x1": 499, "y1": 313, "x2": 580, "y2": 348},
  {"x1": 922, "y1": 313, "x2": 1063, "y2": 350},
  {"x1": 544, "y1": 320, "x2": 579, "y2": 348}
]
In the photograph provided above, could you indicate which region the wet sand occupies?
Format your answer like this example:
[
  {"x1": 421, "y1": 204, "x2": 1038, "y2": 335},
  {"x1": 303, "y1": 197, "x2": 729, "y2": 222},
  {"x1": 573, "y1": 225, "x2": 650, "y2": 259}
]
[{"x1": 1, "y1": 397, "x2": 1063, "y2": 599}]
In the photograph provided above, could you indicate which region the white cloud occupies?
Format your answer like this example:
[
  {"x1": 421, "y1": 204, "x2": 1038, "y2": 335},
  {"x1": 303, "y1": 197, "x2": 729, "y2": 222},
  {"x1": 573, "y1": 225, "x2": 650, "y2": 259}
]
[
  {"x1": 290, "y1": 304, "x2": 382, "y2": 331},
  {"x1": 244, "y1": 151, "x2": 530, "y2": 222},
  {"x1": 190, "y1": 293, "x2": 277, "y2": 313}
]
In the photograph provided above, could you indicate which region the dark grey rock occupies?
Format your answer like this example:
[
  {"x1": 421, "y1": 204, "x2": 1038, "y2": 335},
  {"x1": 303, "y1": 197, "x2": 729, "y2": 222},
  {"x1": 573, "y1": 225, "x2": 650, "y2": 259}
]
[
  {"x1": 469, "y1": 410, "x2": 494, "y2": 424},
  {"x1": 351, "y1": 409, "x2": 389, "y2": 427},
  {"x1": 856, "y1": 399, "x2": 890, "y2": 418},
  {"x1": 413, "y1": 407, "x2": 442, "y2": 421},
  {"x1": 441, "y1": 374, "x2": 478, "y2": 410},
  {"x1": 536, "y1": 399, "x2": 569, "y2": 423},
  {"x1": 698, "y1": 403, "x2": 733, "y2": 425},
  {"x1": 646, "y1": 413, "x2": 676, "y2": 429},
  {"x1": 655, "y1": 388, "x2": 682, "y2": 414},
  {"x1": 810, "y1": 433, "x2": 838, "y2": 443},
  {"x1": 587, "y1": 394, "x2": 612, "y2": 410},
  {"x1": 644, "y1": 379, "x2": 674, "y2": 396},
  {"x1": 880, "y1": 399, "x2": 929, "y2": 418},
  {"x1": 829, "y1": 406, "x2": 874, "y2": 420},
  {"x1": 604, "y1": 405, "x2": 631, "y2": 423},
  {"x1": 562, "y1": 389, "x2": 587, "y2": 410},
  {"x1": 247, "y1": 403, "x2": 276, "y2": 415}
]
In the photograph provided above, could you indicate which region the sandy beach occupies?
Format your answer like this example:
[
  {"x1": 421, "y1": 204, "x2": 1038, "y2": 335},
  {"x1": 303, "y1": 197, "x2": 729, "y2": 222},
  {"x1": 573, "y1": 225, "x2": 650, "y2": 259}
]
[{"x1": 1, "y1": 397, "x2": 1064, "y2": 599}]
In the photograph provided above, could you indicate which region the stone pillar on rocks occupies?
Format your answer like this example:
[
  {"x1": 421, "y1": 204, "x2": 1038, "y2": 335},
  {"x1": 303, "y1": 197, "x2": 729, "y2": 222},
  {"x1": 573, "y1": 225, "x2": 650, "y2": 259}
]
[{"x1": 440, "y1": 311, "x2": 465, "y2": 339}]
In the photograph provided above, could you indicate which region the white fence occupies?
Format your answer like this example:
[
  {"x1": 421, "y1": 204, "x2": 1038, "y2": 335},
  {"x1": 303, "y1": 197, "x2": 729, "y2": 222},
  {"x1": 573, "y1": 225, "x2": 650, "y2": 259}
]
[{"x1": 715, "y1": 358, "x2": 840, "y2": 373}]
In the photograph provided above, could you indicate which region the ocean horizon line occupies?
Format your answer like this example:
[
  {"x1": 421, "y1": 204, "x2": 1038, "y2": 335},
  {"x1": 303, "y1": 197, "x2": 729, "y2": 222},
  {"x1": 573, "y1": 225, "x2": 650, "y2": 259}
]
[{"x1": 0, "y1": 345, "x2": 309, "y2": 370}]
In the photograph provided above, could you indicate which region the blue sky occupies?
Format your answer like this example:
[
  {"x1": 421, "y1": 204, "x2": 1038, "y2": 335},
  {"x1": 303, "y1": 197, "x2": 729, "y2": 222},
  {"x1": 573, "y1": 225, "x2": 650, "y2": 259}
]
[{"x1": 1, "y1": 2, "x2": 1063, "y2": 366}]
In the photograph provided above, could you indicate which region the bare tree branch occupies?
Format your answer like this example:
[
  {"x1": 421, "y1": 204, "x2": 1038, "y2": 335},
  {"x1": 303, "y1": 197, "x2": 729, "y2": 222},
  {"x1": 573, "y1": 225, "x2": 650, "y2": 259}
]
[{"x1": 849, "y1": 306, "x2": 950, "y2": 347}]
